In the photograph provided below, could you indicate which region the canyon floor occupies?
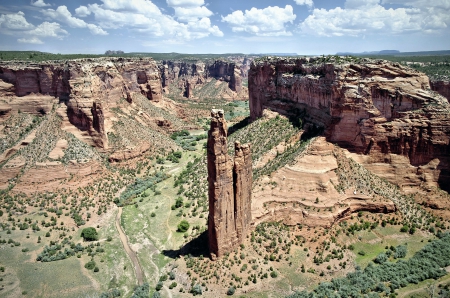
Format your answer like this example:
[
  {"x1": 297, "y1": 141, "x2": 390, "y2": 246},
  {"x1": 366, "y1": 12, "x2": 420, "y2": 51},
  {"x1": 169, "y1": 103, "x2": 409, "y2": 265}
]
[{"x1": 0, "y1": 56, "x2": 450, "y2": 298}]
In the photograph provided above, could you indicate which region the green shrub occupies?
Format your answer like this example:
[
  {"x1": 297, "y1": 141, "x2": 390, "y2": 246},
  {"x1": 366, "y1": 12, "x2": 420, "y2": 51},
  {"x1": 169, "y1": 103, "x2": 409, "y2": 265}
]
[
  {"x1": 227, "y1": 286, "x2": 236, "y2": 295},
  {"x1": 131, "y1": 283, "x2": 149, "y2": 298},
  {"x1": 177, "y1": 220, "x2": 190, "y2": 232},
  {"x1": 81, "y1": 227, "x2": 98, "y2": 241},
  {"x1": 374, "y1": 253, "x2": 387, "y2": 264},
  {"x1": 155, "y1": 281, "x2": 163, "y2": 291},
  {"x1": 85, "y1": 260, "x2": 96, "y2": 270}
]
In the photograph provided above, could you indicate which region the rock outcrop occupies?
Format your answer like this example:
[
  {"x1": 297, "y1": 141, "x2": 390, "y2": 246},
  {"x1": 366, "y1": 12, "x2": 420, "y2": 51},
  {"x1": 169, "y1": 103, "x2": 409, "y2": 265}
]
[
  {"x1": 0, "y1": 58, "x2": 163, "y2": 149},
  {"x1": 160, "y1": 60, "x2": 245, "y2": 100},
  {"x1": 249, "y1": 57, "x2": 450, "y2": 191},
  {"x1": 208, "y1": 109, "x2": 252, "y2": 258},
  {"x1": 431, "y1": 80, "x2": 450, "y2": 100},
  {"x1": 252, "y1": 137, "x2": 397, "y2": 228}
]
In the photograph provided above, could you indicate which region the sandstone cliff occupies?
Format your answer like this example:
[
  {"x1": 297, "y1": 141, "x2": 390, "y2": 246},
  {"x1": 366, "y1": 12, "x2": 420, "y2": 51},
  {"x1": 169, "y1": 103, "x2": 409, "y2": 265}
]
[
  {"x1": 431, "y1": 80, "x2": 450, "y2": 100},
  {"x1": 208, "y1": 109, "x2": 252, "y2": 258},
  {"x1": 249, "y1": 57, "x2": 450, "y2": 191},
  {"x1": 252, "y1": 137, "x2": 397, "y2": 228},
  {"x1": 0, "y1": 58, "x2": 163, "y2": 149},
  {"x1": 160, "y1": 60, "x2": 246, "y2": 100}
]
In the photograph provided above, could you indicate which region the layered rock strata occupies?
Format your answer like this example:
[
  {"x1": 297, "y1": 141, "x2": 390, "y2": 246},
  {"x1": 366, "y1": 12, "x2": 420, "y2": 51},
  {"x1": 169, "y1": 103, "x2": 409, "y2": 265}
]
[
  {"x1": 0, "y1": 58, "x2": 163, "y2": 149},
  {"x1": 208, "y1": 109, "x2": 252, "y2": 258},
  {"x1": 249, "y1": 57, "x2": 450, "y2": 191},
  {"x1": 252, "y1": 137, "x2": 397, "y2": 228},
  {"x1": 431, "y1": 80, "x2": 450, "y2": 100},
  {"x1": 160, "y1": 60, "x2": 244, "y2": 99}
]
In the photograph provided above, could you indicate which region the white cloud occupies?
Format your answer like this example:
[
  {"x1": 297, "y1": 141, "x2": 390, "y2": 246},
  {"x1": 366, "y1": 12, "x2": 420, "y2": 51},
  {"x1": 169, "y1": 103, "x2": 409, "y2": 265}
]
[
  {"x1": 189, "y1": 17, "x2": 223, "y2": 37},
  {"x1": 86, "y1": 24, "x2": 108, "y2": 35},
  {"x1": 166, "y1": 0, "x2": 205, "y2": 8},
  {"x1": 294, "y1": 0, "x2": 314, "y2": 7},
  {"x1": 0, "y1": 11, "x2": 34, "y2": 30},
  {"x1": 345, "y1": 0, "x2": 380, "y2": 9},
  {"x1": 101, "y1": 0, "x2": 161, "y2": 15},
  {"x1": 31, "y1": 0, "x2": 50, "y2": 8},
  {"x1": 84, "y1": 0, "x2": 222, "y2": 40},
  {"x1": 42, "y1": 6, "x2": 108, "y2": 35},
  {"x1": 0, "y1": 11, "x2": 69, "y2": 44},
  {"x1": 299, "y1": 0, "x2": 450, "y2": 36},
  {"x1": 222, "y1": 5, "x2": 296, "y2": 36},
  {"x1": 42, "y1": 6, "x2": 86, "y2": 27},
  {"x1": 18, "y1": 36, "x2": 43, "y2": 44},
  {"x1": 75, "y1": 6, "x2": 91, "y2": 17},
  {"x1": 167, "y1": 0, "x2": 213, "y2": 22},
  {"x1": 27, "y1": 21, "x2": 68, "y2": 39},
  {"x1": 173, "y1": 6, "x2": 213, "y2": 21}
]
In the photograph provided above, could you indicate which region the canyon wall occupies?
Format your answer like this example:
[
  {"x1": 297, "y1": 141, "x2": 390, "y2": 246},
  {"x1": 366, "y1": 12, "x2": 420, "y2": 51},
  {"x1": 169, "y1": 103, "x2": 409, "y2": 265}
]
[
  {"x1": 0, "y1": 58, "x2": 163, "y2": 149},
  {"x1": 431, "y1": 80, "x2": 450, "y2": 101},
  {"x1": 160, "y1": 60, "x2": 244, "y2": 100},
  {"x1": 208, "y1": 109, "x2": 252, "y2": 259},
  {"x1": 249, "y1": 57, "x2": 450, "y2": 191}
]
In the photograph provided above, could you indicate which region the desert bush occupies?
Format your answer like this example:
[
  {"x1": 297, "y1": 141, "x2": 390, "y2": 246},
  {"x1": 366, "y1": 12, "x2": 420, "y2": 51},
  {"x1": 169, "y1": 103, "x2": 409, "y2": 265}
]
[
  {"x1": 177, "y1": 220, "x2": 190, "y2": 232},
  {"x1": 81, "y1": 227, "x2": 98, "y2": 241},
  {"x1": 131, "y1": 283, "x2": 149, "y2": 298}
]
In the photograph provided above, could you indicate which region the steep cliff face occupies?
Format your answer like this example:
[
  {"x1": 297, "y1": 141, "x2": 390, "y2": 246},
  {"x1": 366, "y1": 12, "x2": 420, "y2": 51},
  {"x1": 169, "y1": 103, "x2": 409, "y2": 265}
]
[
  {"x1": 249, "y1": 57, "x2": 450, "y2": 191},
  {"x1": 207, "y1": 109, "x2": 252, "y2": 259},
  {"x1": 160, "y1": 60, "x2": 245, "y2": 100},
  {"x1": 0, "y1": 58, "x2": 163, "y2": 149},
  {"x1": 233, "y1": 141, "x2": 252, "y2": 242},
  {"x1": 431, "y1": 80, "x2": 450, "y2": 100}
]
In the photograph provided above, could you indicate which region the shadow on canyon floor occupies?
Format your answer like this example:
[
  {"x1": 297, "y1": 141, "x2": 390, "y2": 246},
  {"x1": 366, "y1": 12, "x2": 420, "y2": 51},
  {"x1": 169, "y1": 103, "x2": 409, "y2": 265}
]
[
  {"x1": 162, "y1": 231, "x2": 209, "y2": 259},
  {"x1": 228, "y1": 116, "x2": 250, "y2": 136}
]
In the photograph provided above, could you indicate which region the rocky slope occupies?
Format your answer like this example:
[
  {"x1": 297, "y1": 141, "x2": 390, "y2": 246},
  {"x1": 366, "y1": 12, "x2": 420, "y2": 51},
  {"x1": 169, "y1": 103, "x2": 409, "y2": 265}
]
[
  {"x1": 0, "y1": 58, "x2": 164, "y2": 149},
  {"x1": 249, "y1": 57, "x2": 450, "y2": 192},
  {"x1": 0, "y1": 58, "x2": 187, "y2": 192}
]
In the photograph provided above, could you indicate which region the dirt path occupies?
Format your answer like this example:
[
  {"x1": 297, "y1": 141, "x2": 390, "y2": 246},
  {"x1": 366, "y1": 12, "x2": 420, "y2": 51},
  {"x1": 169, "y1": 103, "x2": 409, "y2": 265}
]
[{"x1": 115, "y1": 207, "x2": 145, "y2": 285}]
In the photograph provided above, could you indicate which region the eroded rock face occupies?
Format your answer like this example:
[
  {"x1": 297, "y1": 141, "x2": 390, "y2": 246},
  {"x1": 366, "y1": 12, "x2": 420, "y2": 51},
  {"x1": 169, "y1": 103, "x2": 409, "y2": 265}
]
[
  {"x1": 431, "y1": 80, "x2": 450, "y2": 100},
  {"x1": 0, "y1": 58, "x2": 163, "y2": 149},
  {"x1": 252, "y1": 137, "x2": 397, "y2": 228},
  {"x1": 160, "y1": 60, "x2": 244, "y2": 99},
  {"x1": 207, "y1": 109, "x2": 252, "y2": 258},
  {"x1": 234, "y1": 141, "x2": 252, "y2": 242},
  {"x1": 249, "y1": 57, "x2": 450, "y2": 191}
]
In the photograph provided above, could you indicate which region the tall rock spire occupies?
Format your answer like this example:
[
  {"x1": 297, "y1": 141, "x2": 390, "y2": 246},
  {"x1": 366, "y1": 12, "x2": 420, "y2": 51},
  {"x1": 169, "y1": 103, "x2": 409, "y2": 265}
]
[{"x1": 207, "y1": 109, "x2": 252, "y2": 259}]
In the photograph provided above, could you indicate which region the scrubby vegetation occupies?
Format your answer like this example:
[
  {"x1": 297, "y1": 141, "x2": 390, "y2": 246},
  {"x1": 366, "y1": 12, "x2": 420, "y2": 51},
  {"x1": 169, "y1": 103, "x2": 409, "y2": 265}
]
[
  {"x1": 288, "y1": 233, "x2": 450, "y2": 298},
  {"x1": 116, "y1": 172, "x2": 168, "y2": 206}
]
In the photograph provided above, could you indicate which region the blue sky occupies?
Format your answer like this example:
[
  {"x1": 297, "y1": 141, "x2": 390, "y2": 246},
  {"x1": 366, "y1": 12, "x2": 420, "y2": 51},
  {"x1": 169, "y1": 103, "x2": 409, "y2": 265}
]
[{"x1": 0, "y1": 0, "x2": 449, "y2": 54}]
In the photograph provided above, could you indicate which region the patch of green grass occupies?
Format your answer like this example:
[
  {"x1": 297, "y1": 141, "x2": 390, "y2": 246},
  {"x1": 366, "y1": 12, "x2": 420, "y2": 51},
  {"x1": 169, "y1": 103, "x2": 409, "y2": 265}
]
[
  {"x1": 90, "y1": 209, "x2": 135, "y2": 297},
  {"x1": 341, "y1": 226, "x2": 432, "y2": 268}
]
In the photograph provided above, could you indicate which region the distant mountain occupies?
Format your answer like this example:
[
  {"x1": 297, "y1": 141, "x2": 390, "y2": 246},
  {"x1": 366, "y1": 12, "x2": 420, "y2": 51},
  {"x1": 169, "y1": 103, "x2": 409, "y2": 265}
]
[
  {"x1": 252, "y1": 53, "x2": 298, "y2": 56},
  {"x1": 336, "y1": 50, "x2": 450, "y2": 56},
  {"x1": 336, "y1": 50, "x2": 399, "y2": 55}
]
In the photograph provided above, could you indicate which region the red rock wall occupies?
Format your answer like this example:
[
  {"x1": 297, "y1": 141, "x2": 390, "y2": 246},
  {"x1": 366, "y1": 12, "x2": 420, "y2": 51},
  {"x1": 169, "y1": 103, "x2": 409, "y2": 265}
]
[
  {"x1": 431, "y1": 80, "x2": 450, "y2": 100},
  {"x1": 207, "y1": 109, "x2": 252, "y2": 258},
  {"x1": 233, "y1": 141, "x2": 252, "y2": 242},
  {"x1": 0, "y1": 58, "x2": 163, "y2": 149},
  {"x1": 248, "y1": 57, "x2": 450, "y2": 191},
  {"x1": 160, "y1": 60, "x2": 242, "y2": 96}
]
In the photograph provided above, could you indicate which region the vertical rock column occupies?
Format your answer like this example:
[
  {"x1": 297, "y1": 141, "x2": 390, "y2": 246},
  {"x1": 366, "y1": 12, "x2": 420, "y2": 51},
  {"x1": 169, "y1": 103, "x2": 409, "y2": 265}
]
[
  {"x1": 207, "y1": 109, "x2": 252, "y2": 259},
  {"x1": 233, "y1": 141, "x2": 252, "y2": 243},
  {"x1": 207, "y1": 109, "x2": 237, "y2": 259}
]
